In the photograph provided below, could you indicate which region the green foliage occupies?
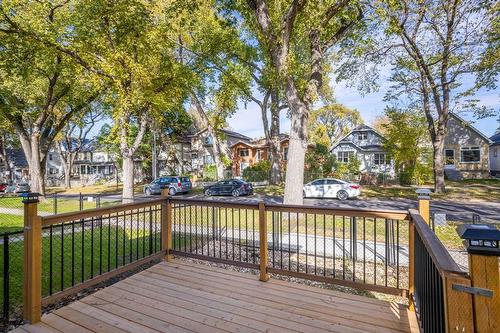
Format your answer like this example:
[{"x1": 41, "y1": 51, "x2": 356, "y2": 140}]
[
  {"x1": 383, "y1": 108, "x2": 433, "y2": 185},
  {"x1": 242, "y1": 160, "x2": 270, "y2": 182},
  {"x1": 305, "y1": 144, "x2": 336, "y2": 178},
  {"x1": 202, "y1": 164, "x2": 217, "y2": 181},
  {"x1": 309, "y1": 104, "x2": 363, "y2": 146}
]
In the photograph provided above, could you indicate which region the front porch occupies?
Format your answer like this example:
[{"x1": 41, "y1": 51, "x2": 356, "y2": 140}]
[{"x1": 15, "y1": 259, "x2": 418, "y2": 333}]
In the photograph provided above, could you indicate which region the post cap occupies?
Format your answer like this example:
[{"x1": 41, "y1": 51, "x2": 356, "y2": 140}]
[
  {"x1": 416, "y1": 188, "x2": 431, "y2": 199},
  {"x1": 457, "y1": 224, "x2": 500, "y2": 256},
  {"x1": 20, "y1": 192, "x2": 40, "y2": 204}
]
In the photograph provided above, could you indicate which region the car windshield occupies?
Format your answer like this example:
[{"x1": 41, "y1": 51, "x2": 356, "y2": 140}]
[{"x1": 180, "y1": 177, "x2": 190, "y2": 182}]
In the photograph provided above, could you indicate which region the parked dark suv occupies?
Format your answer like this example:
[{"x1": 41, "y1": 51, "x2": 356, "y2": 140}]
[
  {"x1": 144, "y1": 176, "x2": 192, "y2": 196},
  {"x1": 204, "y1": 179, "x2": 253, "y2": 197}
]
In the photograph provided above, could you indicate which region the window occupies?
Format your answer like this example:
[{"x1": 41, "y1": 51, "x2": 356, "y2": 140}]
[
  {"x1": 494, "y1": 148, "x2": 498, "y2": 158},
  {"x1": 239, "y1": 149, "x2": 249, "y2": 157},
  {"x1": 445, "y1": 149, "x2": 455, "y2": 165},
  {"x1": 283, "y1": 147, "x2": 289, "y2": 161},
  {"x1": 326, "y1": 179, "x2": 342, "y2": 185},
  {"x1": 204, "y1": 154, "x2": 214, "y2": 164},
  {"x1": 358, "y1": 132, "x2": 368, "y2": 140},
  {"x1": 49, "y1": 168, "x2": 55, "y2": 174},
  {"x1": 49, "y1": 154, "x2": 53, "y2": 161},
  {"x1": 204, "y1": 136, "x2": 213, "y2": 145},
  {"x1": 256, "y1": 149, "x2": 262, "y2": 161},
  {"x1": 337, "y1": 151, "x2": 353, "y2": 163},
  {"x1": 311, "y1": 179, "x2": 325, "y2": 186},
  {"x1": 374, "y1": 153, "x2": 390, "y2": 165},
  {"x1": 460, "y1": 147, "x2": 480, "y2": 163}
]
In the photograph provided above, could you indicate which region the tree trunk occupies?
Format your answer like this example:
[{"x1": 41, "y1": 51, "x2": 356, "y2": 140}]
[
  {"x1": 122, "y1": 155, "x2": 134, "y2": 202},
  {"x1": 64, "y1": 163, "x2": 71, "y2": 189},
  {"x1": 432, "y1": 138, "x2": 446, "y2": 193},
  {"x1": 29, "y1": 138, "x2": 45, "y2": 195},
  {"x1": 269, "y1": 91, "x2": 281, "y2": 185},
  {"x1": 283, "y1": 80, "x2": 309, "y2": 205}
]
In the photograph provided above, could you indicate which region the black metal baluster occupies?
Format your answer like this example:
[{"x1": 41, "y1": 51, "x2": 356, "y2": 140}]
[
  {"x1": 280, "y1": 212, "x2": 283, "y2": 269},
  {"x1": 396, "y1": 219, "x2": 400, "y2": 288},
  {"x1": 342, "y1": 216, "x2": 345, "y2": 280},
  {"x1": 122, "y1": 214, "x2": 126, "y2": 265},
  {"x1": 384, "y1": 218, "x2": 388, "y2": 286},
  {"x1": 49, "y1": 225, "x2": 53, "y2": 294},
  {"x1": 149, "y1": 209, "x2": 153, "y2": 255},
  {"x1": 323, "y1": 214, "x2": 326, "y2": 277},
  {"x1": 115, "y1": 214, "x2": 119, "y2": 269},
  {"x1": 245, "y1": 209, "x2": 248, "y2": 262},
  {"x1": 272, "y1": 211, "x2": 275, "y2": 267},
  {"x1": 352, "y1": 217, "x2": 356, "y2": 282},
  {"x1": 333, "y1": 215, "x2": 336, "y2": 278},
  {"x1": 3, "y1": 234, "x2": 9, "y2": 327},
  {"x1": 305, "y1": 214, "x2": 308, "y2": 274},
  {"x1": 61, "y1": 223, "x2": 65, "y2": 291},
  {"x1": 129, "y1": 210, "x2": 133, "y2": 263},
  {"x1": 81, "y1": 220, "x2": 85, "y2": 282},
  {"x1": 99, "y1": 216, "x2": 103, "y2": 275},
  {"x1": 314, "y1": 214, "x2": 317, "y2": 275},
  {"x1": 71, "y1": 220, "x2": 75, "y2": 286},
  {"x1": 363, "y1": 217, "x2": 366, "y2": 283},
  {"x1": 189, "y1": 205, "x2": 193, "y2": 253},
  {"x1": 296, "y1": 212, "x2": 299, "y2": 272},
  {"x1": 288, "y1": 212, "x2": 291, "y2": 271},
  {"x1": 252, "y1": 209, "x2": 256, "y2": 264},
  {"x1": 238, "y1": 209, "x2": 241, "y2": 261},
  {"x1": 108, "y1": 214, "x2": 111, "y2": 272},
  {"x1": 374, "y1": 218, "x2": 377, "y2": 285}
]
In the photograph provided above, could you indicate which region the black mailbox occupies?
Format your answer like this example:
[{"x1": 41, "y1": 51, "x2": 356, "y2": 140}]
[{"x1": 457, "y1": 224, "x2": 500, "y2": 256}]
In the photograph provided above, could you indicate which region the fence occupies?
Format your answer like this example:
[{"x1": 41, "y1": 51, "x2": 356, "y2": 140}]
[
  {"x1": 169, "y1": 197, "x2": 410, "y2": 295},
  {"x1": 0, "y1": 197, "x2": 165, "y2": 331},
  {"x1": 3, "y1": 194, "x2": 498, "y2": 332}
]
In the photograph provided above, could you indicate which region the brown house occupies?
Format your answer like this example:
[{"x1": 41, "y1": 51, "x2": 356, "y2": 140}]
[{"x1": 231, "y1": 135, "x2": 290, "y2": 177}]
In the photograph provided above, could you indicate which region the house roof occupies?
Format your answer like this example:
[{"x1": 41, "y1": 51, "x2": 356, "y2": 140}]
[
  {"x1": 331, "y1": 124, "x2": 385, "y2": 152},
  {"x1": 490, "y1": 132, "x2": 500, "y2": 145},
  {"x1": 449, "y1": 112, "x2": 492, "y2": 143},
  {"x1": 230, "y1": 134, "x2": 290, "y2": 148},
  {"x1": 6, "y1": 149, "x2": 28, "y2": 168},
  {"x1": 333, "y1": 141, "x2": 387, "y2": 152},
  {"x1": 187, "y1": 128, "x2": 251, "y2": 142}
]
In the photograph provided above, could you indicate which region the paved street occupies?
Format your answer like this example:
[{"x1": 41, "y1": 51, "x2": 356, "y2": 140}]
[{"x1": 177, "y1": 192, "x2": 500, "y2": 224}]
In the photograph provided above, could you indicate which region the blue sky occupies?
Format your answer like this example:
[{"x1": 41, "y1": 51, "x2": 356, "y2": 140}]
[{"x1": 227, "y1": 77, "x2": 500, "y2": 139}]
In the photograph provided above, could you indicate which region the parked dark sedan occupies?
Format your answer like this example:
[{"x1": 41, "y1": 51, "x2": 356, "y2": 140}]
[{"x1": 204, "y1": 179, "x2": 253, "y2": 197}]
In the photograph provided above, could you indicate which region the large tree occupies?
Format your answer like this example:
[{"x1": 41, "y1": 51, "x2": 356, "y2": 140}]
[
  {"x1": 341, "y1": 0, "x2": 496, "y2": 193},
  {"x1": 1, "y1": 1, "x2": 196, "y2": 200},
  {"x1": 237, "y1": 0, "x2": 363, "y2": 204},
  {"x1": 0, "y1": 1, "x2": 98, "y2": 195}
]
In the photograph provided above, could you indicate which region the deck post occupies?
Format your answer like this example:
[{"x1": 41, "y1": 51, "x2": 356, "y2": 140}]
[
  {"x1": 469, "y1": 254, "x2": 499, "y2": 332},
  {"x1": 408, "y1": 218, "x2": 415, "y2": 311},
  {"x1": 416, "y1": 189, "x2": 431, "y2": 225},
  {"x1": 258, "y1": 202, "x2": 269, "y2": 282},
  {"x1": 23, "y1": 193, "x2": 42, "y2": 324},
  {"x1": 458, "y1": 224, "x2": 500, "y2": 333},
  {"x1": 161, "y1": 189, "x2": 173, "y2": 261}
]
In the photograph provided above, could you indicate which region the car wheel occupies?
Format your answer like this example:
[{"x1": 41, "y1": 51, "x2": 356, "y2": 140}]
[
  {"x1": 232, "y1": 189, "x2": 240, "y2": 197},
  {"x1": 337, "y1": 190, "x2": 348, "y2": 201},
  {"x1": 205, "y1": 189, "x2": 212, "y2": 196},
  {"x1": 168, "y1": 187, "x2": 176, "y2": 196}
]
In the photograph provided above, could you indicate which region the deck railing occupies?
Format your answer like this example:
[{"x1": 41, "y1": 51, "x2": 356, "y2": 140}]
[
  {"x1": 170, "y1": 197, "x2": 410, "y2": 296},
  {"x1": 408, "y1": 209, "x2": 474, "y2": 333},
  {"x1": 5, "y1": 194, "x2": 497, "y2": 333}
]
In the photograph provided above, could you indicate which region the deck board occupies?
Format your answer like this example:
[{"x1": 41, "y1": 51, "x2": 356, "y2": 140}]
[{"x1": 18, "y1": 259, "x2": 418, "y2": 333}]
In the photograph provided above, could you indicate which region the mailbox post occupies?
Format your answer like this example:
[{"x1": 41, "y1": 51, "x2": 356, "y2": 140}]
[
  {"x1": 416, "y1": 188, "x2": 431, "y2": 225},
  {"x1": 458, "y1": 224, "x2": 500, "y2": 333}
]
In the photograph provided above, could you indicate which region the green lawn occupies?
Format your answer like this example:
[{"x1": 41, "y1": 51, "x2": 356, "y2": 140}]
[{"x1": 0, "y1": 222, "x2": 188, "y2": 321}]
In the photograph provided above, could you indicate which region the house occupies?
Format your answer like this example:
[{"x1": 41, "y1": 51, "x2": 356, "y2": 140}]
[
  {"x1": 46, "y1": 139, "x2": 117, "y2": 187},
  {"x1": 231, "y1": 134, "x2": 290, "y2": 177},
  {"x1": 5, "y1": 148, "x2": 29, "y2": 182},
  {"x1": 488, "y1": 132, "x2": 500, "y2": 177},
  {"x1": 443, "y1": 112, "x2": 492, "y2": 179},
  {"x1": 330, "y1": 125, "x2": 395, "y2": 176},
  {"x1": 161, "y1": 128, "x2": 252, "y2": 179}
]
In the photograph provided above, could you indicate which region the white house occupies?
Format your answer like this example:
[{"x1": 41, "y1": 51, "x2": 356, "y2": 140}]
[
  {"x1": 330, "y1": 125, "x2": 395, "y2": 176},
  {"x1": 489, "y1": 132, "x2": 500, "y2": 177}
]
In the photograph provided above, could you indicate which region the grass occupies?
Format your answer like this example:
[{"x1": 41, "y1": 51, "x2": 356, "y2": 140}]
[
  {"x1": 0, "y1": 221, "x2": 187, "y2": 320},
  {"x1": 46, "y1": 183, "x2": 145, "y2": 195}
]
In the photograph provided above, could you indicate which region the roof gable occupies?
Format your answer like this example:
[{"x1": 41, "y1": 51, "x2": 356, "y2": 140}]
[{"x1": 449, "y1": 112, "x2": 492, "y2": 143}]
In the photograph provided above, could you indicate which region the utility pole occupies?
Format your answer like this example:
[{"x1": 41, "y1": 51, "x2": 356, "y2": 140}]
[{"x1": 152, "y1": 129, "x2": 158, "y2": 180}]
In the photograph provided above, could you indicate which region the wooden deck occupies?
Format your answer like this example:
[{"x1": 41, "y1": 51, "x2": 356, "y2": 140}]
[{"x1": 14, "y1": 260, "x2": 419, "y2": 333}]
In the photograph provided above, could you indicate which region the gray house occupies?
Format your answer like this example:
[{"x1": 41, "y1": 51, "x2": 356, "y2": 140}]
[
  {"x1": 489, "y1": 132, "x2": 500, "y2": 177},
  {"x1": 443, "y1": 112, "x2": 492, "y2": 179},
  {"x1": 330, "y1": 125, "x2": 395, "y2": 176}
]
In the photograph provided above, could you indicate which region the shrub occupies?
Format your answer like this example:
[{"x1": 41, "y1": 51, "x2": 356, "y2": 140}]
[{"x1": 242, "y1": 160, "x2": 270, "y2": 182}]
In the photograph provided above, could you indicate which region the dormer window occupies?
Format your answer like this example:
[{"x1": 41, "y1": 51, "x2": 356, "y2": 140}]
[
  {"x1": 204, "y1": 136, "x2": 213, "y2": 145},
  {"x1": 358, "y1": 132, "x2": 367, "y2": 140}
]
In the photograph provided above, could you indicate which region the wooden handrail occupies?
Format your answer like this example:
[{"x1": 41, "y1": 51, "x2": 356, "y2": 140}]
[
  {"x1": 409, "y1": 209, "x2": 464, "y2": 275},
  {"x1": 266, "y1": 203, "x2": 410, "y2": 220},
  {"x1": 40, "y1": 198, "x2": 165, "y2": 227}
]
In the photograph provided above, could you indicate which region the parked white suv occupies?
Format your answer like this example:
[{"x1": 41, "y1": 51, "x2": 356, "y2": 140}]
[{"x1": 303, "y1": 178, "x2": 360, "y2": 200}]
